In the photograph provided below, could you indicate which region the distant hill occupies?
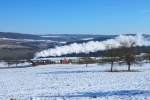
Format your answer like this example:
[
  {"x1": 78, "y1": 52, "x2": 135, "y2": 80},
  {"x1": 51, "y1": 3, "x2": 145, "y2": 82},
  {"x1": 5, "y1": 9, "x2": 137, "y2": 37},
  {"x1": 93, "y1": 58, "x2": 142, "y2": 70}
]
[
  {"x1": 0, "y1": 32, "x2": 118, "y2": 50},
  {"x1": 0, "y1": 32, "x2": 117, "y2": 42},
  {"x1": 0, "y1": 32, "x2": 149, "y2": 60},
  {"x1": 0, "y1": 32, "x2": 149, "y2": 43},
  {"x1": 0, "y1": 32, "x2": 42, "y2": 40}
]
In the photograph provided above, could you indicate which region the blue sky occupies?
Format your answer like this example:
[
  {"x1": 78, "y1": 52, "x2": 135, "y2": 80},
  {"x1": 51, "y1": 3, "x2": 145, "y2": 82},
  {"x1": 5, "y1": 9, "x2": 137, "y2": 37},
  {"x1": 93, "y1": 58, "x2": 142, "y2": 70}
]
[{"x1": 0, "y1": 0, "x2": 150, "y2": 35}]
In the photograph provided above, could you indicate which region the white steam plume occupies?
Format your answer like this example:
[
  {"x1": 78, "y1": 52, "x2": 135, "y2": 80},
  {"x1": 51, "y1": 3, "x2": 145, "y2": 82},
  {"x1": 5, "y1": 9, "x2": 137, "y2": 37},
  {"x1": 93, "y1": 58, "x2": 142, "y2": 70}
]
[{"x1": 35, "y1": 34, "x2": 150, "y2": 58}]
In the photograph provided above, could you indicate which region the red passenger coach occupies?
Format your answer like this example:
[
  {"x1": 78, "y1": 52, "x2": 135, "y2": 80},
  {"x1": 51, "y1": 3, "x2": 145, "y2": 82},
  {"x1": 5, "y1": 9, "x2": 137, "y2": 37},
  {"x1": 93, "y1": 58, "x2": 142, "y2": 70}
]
[{"x1": 60, "y1": 58, "x2": 70, "y2": 64}]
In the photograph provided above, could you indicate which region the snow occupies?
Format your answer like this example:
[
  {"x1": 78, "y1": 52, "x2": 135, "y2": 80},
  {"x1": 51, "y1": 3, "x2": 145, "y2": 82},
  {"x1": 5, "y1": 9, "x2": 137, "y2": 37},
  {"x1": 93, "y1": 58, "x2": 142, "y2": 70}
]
[
  {"x1": 0, "y1": 62, "x2": 31, "y2": 68},
  {"x1": 0, "y1": 62, "x2": 8, "y2": 67},
  {"x1": 40, "y1": 35, "x2": 61, "y2": 38},
  {"x1": 81, "y1": 38, "x2": 94, "y2": 41},
  {"x1": 0, "y1": 37, "x2": 55, "y2": 42},
  {"x1": 0, "y1": 63, "x2": 150, "y2": 100}
]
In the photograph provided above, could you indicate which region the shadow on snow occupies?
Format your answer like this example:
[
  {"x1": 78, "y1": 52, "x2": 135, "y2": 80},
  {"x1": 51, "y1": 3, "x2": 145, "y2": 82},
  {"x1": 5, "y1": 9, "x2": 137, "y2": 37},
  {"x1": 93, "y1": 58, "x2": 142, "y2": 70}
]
[
  {"x1": 37, "y1": 70, "x2": 105, "y2": 75},
  {"x1": 30, "y1": 90, "x2": 150, "y2": 99},
  {"x1": 37, "y1": 70, "x2": 140, "y2": 75}
]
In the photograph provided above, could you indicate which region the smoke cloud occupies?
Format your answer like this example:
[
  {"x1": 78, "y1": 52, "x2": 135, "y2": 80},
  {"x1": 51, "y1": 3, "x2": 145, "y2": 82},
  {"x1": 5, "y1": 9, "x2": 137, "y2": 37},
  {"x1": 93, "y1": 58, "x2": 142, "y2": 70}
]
[{"x1": 35, "y1": 34, "x2": 150, "y2": 58}]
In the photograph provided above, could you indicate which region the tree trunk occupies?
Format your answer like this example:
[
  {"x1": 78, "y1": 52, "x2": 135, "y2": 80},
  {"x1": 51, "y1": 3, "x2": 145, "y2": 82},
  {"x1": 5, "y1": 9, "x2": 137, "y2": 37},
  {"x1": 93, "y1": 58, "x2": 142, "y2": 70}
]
[
  {"x1": 16, "y1": 62, "x2": 17, "y2": 67},
  {"x1": 86, "y1": 63, "x2": 88, "y2": 67},
  {"x1": 111, "y1": 61, "x2": 113, "y2": 72},
  {"x1": 128, "y1": 62, "x2": 131, "y2": 71}
]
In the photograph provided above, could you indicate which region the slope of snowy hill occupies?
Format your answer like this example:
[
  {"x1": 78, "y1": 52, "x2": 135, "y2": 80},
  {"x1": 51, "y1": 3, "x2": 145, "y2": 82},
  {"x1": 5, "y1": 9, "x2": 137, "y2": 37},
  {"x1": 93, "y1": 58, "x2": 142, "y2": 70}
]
[{"x1": 0, "y1": 63, "x2": 150, "y2": 100}]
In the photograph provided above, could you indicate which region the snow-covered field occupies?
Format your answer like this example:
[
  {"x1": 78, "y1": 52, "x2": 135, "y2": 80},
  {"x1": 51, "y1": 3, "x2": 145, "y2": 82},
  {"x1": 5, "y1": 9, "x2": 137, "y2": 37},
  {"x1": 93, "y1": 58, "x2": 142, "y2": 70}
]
[{"x1": 0, "y1": 63, "x2": 150, "y2": 100}]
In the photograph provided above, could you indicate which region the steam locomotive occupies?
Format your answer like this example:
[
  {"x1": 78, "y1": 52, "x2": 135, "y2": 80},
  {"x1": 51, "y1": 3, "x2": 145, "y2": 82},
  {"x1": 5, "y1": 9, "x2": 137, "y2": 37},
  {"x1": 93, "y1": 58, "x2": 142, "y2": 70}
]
[{"x1": 30, "y1": 57, "x2": 71, "y2": 66}]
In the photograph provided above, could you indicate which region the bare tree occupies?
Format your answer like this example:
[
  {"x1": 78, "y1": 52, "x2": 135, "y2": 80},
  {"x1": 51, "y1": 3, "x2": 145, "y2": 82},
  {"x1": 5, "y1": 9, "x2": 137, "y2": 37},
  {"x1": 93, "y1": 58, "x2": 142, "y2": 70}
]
[
  {"x1": 125, "y1": 48, "x2": 135, "y2": 71},
  {"x1": 121, "y1": 42, "x2": 136, "y2": 71},
  {"x1": 105, "y1": 45, "x2": 118, "y2": 72},
  {"x1": 80, "y1": 57, "x2": 95, "y2": 67}
]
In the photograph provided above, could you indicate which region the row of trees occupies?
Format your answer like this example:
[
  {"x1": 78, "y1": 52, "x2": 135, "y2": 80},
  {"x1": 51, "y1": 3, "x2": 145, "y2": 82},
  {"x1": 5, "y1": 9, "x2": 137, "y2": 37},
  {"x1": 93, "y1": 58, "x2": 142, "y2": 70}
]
[
  {"x1": 0, "y1": 48, "x2": 35, "y2": 67},
  {"x1": 74, "y1": 42, "x2": 150, "y2": 72},
  {"x1": 105, "y1": 42, "x2": 136, "y2": 72}
]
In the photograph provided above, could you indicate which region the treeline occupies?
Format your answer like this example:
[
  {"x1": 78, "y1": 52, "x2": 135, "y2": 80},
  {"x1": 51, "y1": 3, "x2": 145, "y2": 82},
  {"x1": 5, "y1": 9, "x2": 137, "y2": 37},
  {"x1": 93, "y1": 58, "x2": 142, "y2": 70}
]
[
  {"x1": 105, "y1": 46, "x2": 137, "y2": 72},
  {"x1": 77, "y1": 46, "x2": 150, "y2": 72},
  {"x1": 0, "y1": 48, "x2": 36, "y2": 66}
]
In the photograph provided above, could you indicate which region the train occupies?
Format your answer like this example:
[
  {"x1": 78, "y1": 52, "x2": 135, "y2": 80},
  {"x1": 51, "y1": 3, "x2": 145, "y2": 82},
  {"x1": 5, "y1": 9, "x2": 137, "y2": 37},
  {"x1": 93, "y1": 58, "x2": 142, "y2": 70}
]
[{"x1": 30, "y1": 57, "x2": 73, "y2": 66}]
